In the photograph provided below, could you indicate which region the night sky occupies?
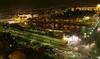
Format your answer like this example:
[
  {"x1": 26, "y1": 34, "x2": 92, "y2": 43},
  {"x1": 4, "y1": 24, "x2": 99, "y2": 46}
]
[{"x1": 0, "y1": 0, "x2": 99, "y2": 8}]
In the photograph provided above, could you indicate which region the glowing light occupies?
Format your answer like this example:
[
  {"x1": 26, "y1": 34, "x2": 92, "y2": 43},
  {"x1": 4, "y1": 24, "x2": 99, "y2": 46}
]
[
  {"x1": 67, "y1": 35, "x2": 81, "y2": 47},
  {"x1": 8, "y1": 21, "x2": 20, "y2": 24},
  {"x1": 97, "y1": 56, "x2": 100, "y2": 59},
  {"x1": 47, "y1": 29, "x2": 53, "y2": 31},
  {"x1": 68, "y1": 36, "x2": 79, "y2": 44},
  {"x1": 83, "y1": 16, "x2": 90, "y2": 20},
  {"x1": 97, "y1": 4, "x2": 100, "y2": 7},
  {"x1": 84, "y1": 33, "x2": 87, "y2": 38},
  {"x1": 73, "y1": 47, "x2": 79, "y2": 51},
  {"x1": 33, "y1": 14, "x2": 39, "y2": 17},
  {"x1": 62, "y1": 35, "x2": 81, "y2": 47},
  {"x1": 24, "y1": 22, "x2": 27, "y2": 25},
  {"x1": 62, "y1": 34, "x2": 69, "y2": 42},
  {"x1": 97, "y1": 27, "x2": 100, "y2": 32},
  {"x1": 96, "y1": 4, "x2": 100, "y2": 11},
  {"x1": 89, "y1": 32, "x2": 92, "y2": 34}
]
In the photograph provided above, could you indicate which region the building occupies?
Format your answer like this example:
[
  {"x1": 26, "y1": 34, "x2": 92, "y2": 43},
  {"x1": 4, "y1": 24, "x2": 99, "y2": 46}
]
[{"x1": 76, "y1": 7, "x2": 96, "y2": 11}]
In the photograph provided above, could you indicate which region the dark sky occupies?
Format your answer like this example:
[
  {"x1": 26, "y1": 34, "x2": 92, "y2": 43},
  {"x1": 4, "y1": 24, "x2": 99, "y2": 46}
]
[{"x1": 0, "y1": 0, "x2": 99, "y2": 8}]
